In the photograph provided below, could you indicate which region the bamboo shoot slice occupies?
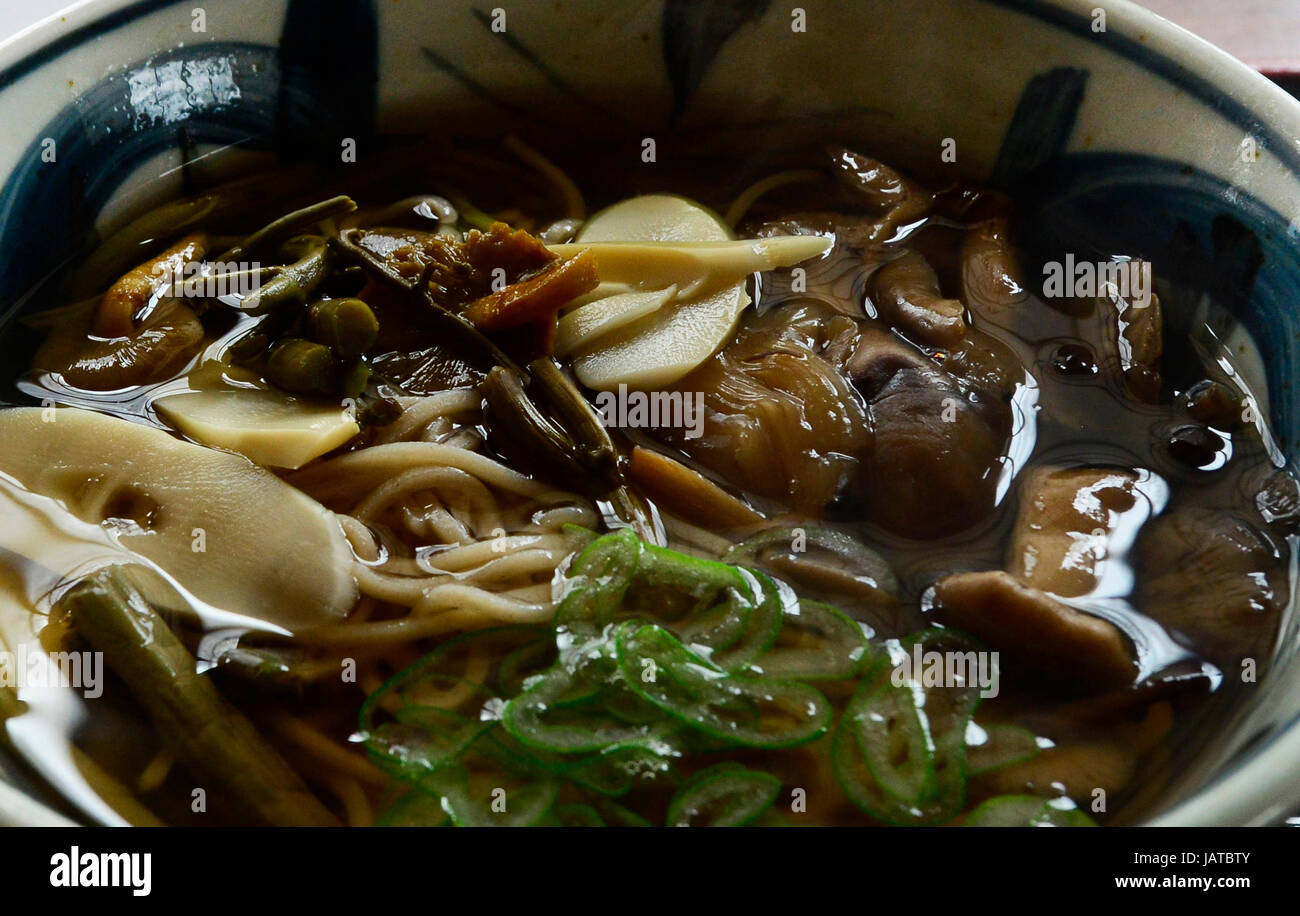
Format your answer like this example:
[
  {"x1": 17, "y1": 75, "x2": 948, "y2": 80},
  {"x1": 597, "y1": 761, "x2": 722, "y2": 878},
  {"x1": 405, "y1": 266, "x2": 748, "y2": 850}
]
[
  {"x1": 155, "y1": 366, "x2": 358, "y2": 470},
  {"x1": 555, "y1": 285, "x2": 677, "y2": 357},
  {"x1": 0, "y1": 407, "x2": 356, "y2": 632},
  {"x1": 563, "y1": 194, "x2": 829, "y2": 390}
]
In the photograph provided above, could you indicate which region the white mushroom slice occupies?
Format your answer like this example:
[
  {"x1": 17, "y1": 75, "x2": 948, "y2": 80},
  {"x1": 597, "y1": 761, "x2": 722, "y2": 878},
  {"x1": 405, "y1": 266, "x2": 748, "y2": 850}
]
[
  {"x1": 155, "y1": 366, "x2": 358, "y2": 469},
  {"x1": 563, "y1": 281, "x2": 638, "y2": 309},
  {"x1": 559, "y1": 194, "x2": 828, "y2": 391},
  {"x1": 547, "y1": 238, "x2": 831, "y2": 297},
  {"x1": 573, "y1": 285, "x2": 753, "y2": 391},
  {"x1": 554, "y1": 285, "x2": 678, "y2": 357},
  {"x1": 578, "y1": 193, "x2": 732, "y2": 243},
  {"x1": 0, "y1": 407, "x2": 356, "y2": 632}
]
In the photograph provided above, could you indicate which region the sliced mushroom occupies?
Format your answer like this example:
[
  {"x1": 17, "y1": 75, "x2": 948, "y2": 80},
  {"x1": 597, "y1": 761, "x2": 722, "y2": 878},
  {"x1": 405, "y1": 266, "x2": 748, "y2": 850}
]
[
  {"x1": 972, "y1": 741, "x2": 1135, "y2": 804},
  {"x1": 1007, "y1": 467, "x2": 1139, "y2": 598},
  {"x1": 1047, "y1": 673, "x2": 1213, "y2": 728},
  {"x1": 934, "y1": 570, "x2": 1137, "y2": 690},
  {"x1": 1103, "y1": 264, "x2": 1162, "y2": 403},
  {"x1": 870, "y1": 250, "x2": 967, "y2": 348},
  {"x1": 959, "y1": 218, "x2": 1028, "y2": 319},
  {"x1": 940, "y1": 329, "x2": 1025, "y2": 405},
  {"x1": 627, "y1": 446, "x2": 763, "y2": 528},
  {"x1": 860, "y1": 368, "x2": 1006, "y2": 539},
  {"x1": 661, "y1": 303, "x2": 871, "y2": 515},
  {"x1": 828, "y1": 146, "x2": 932, "y2": 228},
  {"x1": 0, "y1": 408, "x2": 356, "y2": 632},
  {"x1": 843, "y1": 326, "x2": 934, "y2": 397},
  {"x1": 1137, "y1": 508, "x2": 1283, "y2": 663},
  {"x1": 750, "y1": 212, "x2": 894, "y2": 248}
]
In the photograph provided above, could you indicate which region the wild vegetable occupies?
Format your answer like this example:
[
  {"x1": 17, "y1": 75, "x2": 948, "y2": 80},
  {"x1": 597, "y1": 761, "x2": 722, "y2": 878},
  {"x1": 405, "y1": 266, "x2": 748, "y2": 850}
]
[{"x1": 62, "y1": 567, "x2": 340, "y2": 827}]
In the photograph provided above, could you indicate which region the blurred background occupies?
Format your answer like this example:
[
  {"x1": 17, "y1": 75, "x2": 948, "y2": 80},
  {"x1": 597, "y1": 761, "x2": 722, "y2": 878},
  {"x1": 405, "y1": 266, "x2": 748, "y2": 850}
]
[{"x1": 1142, "y1": 0, "x2": 1300, "y2": 95}]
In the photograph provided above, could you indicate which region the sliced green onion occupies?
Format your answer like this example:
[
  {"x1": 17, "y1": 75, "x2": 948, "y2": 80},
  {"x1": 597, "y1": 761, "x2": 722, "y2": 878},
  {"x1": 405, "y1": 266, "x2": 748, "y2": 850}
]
[
  {"x1": 375, "y1": 789, "x2": 451, "y2": 827},
  {"x1": 616, "y1": 624, "x2": 832, "y2": 749},
  {"x1": 554, "y1": 528, "x2": 641, "y2": 635},
  {"x1": 365, "y1": 705, "x2": 496, "y2": 778},
  {"x1": 708, "y1": 569, "x2": 787, "y2": 672},
  {"x1": 359, "y1": 625, "x2": 548, "y2": 725},
  {"x1": 595, "y1": 798, "x2": 654, "y2": 827},
  {"x1": 560, "y1": 523, "x2": 600, "y2": 549},
  {"x1": 964, "y1": 794, "x2": 1098, "y2": 827},
  {"x1": 426, "y1": 764, "x2": 559, "y2": 827},
  {"x1": 501, "y1": 663, "x2": 665, "y2": 754},
  {"x1": 562, "y1": 742, "x2": 680, "y2": 797},
  {"x1": 852, "y1": 679, "x2": 936, "y2": 805},
  {"x1": 724, "y1": 525, "x2": 899, "y2": 597},
  {"x1": 832, "y1": 629, "x2": 984, "y2": 824},
  {"x1": 831, "y1": 705, "x2": 963, "y2": 826},
  {"x1": 665, "y1": 764, "x2": 782, "y2": 827},
  {"x1": 552, "y1": 803, "x2": 606, "y2": 827},
  {"x1": 754, "y1": 598, "x2": 872, "y2": 680},
  {"x1": 355, "y1": 529, "x2": 1035, "y2": 827},
  {"x1": 641, "y1": 541, "x2": 753, "y2": 596}
]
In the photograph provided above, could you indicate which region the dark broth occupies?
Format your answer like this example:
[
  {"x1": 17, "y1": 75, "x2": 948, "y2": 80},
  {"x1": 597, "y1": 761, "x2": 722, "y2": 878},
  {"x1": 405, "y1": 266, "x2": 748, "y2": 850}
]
[{"x1": 0, "y1": 137, "x2": 1290, "y2": 827}]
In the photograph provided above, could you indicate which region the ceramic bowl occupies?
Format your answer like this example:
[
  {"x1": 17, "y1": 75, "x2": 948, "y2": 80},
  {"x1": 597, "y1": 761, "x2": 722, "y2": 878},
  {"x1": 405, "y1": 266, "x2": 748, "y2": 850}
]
[{"x1": 0, "y1": 0, "x2": 1298, "y2": 826}]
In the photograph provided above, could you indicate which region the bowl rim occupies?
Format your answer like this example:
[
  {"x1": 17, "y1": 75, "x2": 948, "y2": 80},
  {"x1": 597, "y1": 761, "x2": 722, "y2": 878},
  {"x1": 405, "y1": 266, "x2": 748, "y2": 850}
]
[{"x1": 0, "y1": 0, "x2": 1297, "y2": 827}]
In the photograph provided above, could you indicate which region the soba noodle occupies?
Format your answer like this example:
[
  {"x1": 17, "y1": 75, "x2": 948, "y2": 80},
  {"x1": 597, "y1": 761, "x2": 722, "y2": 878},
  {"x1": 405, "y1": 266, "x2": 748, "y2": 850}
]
[{"x1": 291, "y1": 392, "x2": 599, "y2": 646}]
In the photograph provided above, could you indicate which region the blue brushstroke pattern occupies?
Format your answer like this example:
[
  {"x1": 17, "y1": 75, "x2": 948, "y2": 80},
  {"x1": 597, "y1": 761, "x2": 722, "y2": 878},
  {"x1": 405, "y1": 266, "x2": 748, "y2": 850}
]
[
  {"x1": 0, "y1": 42, "x2": 281, "y2": 315},
  {"x1": 661, "y1": 0, "x2": 771, "y2": 120},
  {"x1": 0, "y1": 0, "x2": 379, "y2": 315},
  {"x1": 277, "y1": 0, "x2": 378, "y2": 157},
  {"x1": 1012, "y1": 152, "x2": 1299, "y2": 457},
  {"x1": 468, "y1": 6, "x2": 619, "y2": 121},
  {"x1": 991, "y1": 66, "x2": 1088, "y2": 188}
]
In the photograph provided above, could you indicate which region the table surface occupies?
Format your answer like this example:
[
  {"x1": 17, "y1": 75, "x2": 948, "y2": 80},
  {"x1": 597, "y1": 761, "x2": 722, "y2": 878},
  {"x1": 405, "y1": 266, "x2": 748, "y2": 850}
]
[
  {"x1": 1, "y1": 1, "x2": 1299, "y2": 71},
  {"x1": 1141, "y1": 0, "x2": 1300, "y2": 72}
]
